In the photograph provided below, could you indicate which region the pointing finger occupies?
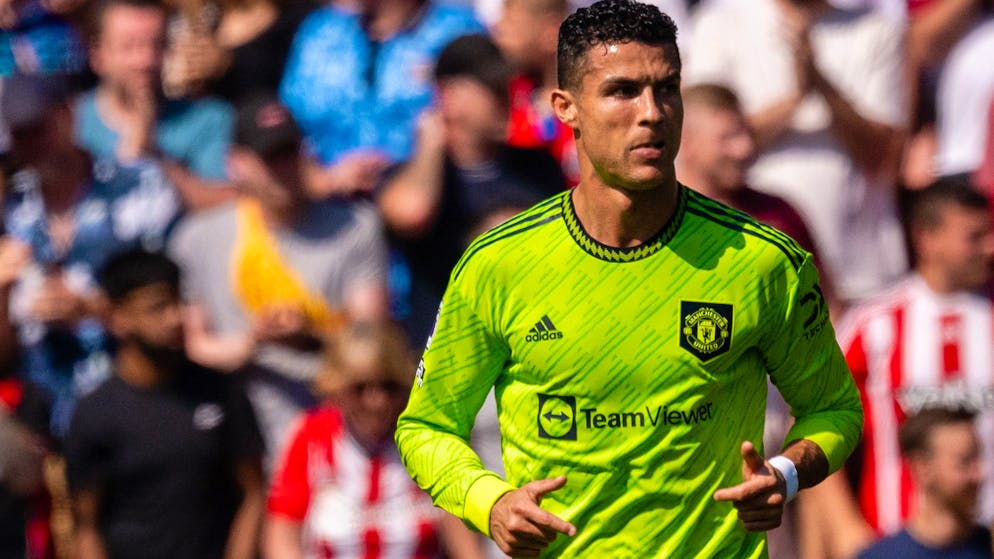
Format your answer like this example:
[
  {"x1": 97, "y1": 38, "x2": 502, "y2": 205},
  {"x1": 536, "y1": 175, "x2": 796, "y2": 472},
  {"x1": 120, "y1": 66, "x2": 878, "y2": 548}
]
[{"x1": 740, "y1": 441, "x2": 765, "y2": 475}]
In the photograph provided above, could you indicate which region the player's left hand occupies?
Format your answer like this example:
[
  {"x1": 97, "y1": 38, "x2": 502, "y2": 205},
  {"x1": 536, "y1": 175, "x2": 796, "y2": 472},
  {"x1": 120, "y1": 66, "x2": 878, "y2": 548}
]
[{"x1": 712, "y1": 441, "x2": 787, "y2": 532}]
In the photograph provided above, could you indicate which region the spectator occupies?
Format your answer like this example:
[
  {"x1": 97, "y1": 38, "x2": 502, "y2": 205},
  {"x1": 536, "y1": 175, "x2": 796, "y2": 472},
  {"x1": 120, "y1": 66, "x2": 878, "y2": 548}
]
[
  {"x1": 0, "y1": 362, "x2": 52, "y2": 559},
  {"x1": 493, "y1": 0, "x2": 579, "y2": 183},
  {"x1": 279, "y1": 0, "x2": 483, "y2": 198},
  {"x1": 0, "y1": 0, "x2": 87, "y2": 75},
  {"x1": 857, "y1": 408, "x2": 992, "y2": 559},
  {"x1": 264, "y1": 321, "x2": 486, "y2": 559},
  {"x1": 934, "y1": 9, "x2": 994, "y2": 179},
  {"x1": 976, "y1": 94, "x2": 994, "y2": 192},
  {"x1": 1, "y1": 73, "x2": 179, "y2": 436},
  {"x1": 686, "y1": 0, "x2": 909, "y2": 305},
  {"x1": 76, "y1": 0, "x2": 236, "y2": 211},
  {"x1": 807, "y1": 177, "x2": 994, "y2": 558},
  {"x1": 676, "y1": 81, "x2": 828, "y2": 559},
  {"x1": 161, "y1": 0, "x2": 317, "y2": 108},
  {"x1": 377, "y1": 33, "x2": 565, "y2": 347},
  {"x1": 65, "y1": 249, "x2": 265, "y2": 559},
  {"x1": 169, "y1": 94, "x2": 388, "y2": 467}
]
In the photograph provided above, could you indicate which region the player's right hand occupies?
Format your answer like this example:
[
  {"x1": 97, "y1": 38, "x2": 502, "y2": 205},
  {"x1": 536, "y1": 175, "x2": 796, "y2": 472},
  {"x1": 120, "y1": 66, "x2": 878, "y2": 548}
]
[{"x1": 489, "y1": 475, "x2": 577, "y2": 558}]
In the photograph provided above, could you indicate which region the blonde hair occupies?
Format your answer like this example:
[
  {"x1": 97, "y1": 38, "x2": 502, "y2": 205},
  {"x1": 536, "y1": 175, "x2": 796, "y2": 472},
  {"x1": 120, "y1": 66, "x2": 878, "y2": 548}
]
[{"x1": 312, "y1": 321, "x2": 416, "y2": 398}]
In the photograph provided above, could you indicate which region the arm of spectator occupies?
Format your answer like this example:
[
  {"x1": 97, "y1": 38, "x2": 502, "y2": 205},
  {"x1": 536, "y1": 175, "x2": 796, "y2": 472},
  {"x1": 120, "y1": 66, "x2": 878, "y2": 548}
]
[
  {"x1": 438, "y1": 510, "x2": 489, "y2": 559},
  {"x1": 798, "y1": 469, "x2": 875, "y2": 559},
  {"x1": 302, "y1": 151, "x2": 392, "y2": 199},
  {"x1": 73, "y1": 488, "x2": 109, "y2": 559},
  {"x1": 28, "y1": 273, "x2": 102, "y2": 328},
  {"x1": 0, "y1": 0, "x2": 15, "y2": 29},
  {"x1": 225, "y1": 459, "x2": 266, "y2": 559},
  {"x1": 747, "y1": 93, "x2": 807, "y2": 152},
  {"x1": 183, "y1": 303, "x2": 256, "y2": 372},
  {"x1": 809, "y1": 71, "x2": 904, "y2": 182},
  {"x1": 908, "y1": 0, "x2": 984, "y2": 69},
  {"x1": 161, "y1": 160, "x2": 237, "y2": 211},
  {"x1": 0, "y1": 412, "x2": 46, "y2": 496},
  {"x1": 0, "y1": 237, "x2": 31, "y2": 366},
  {"x1": 263, "y1": 517, "x2": 304, "y2": 559},
  {"x1": 789, "y1": 20, "x2": 904, "y2": 181},
  {"x1": 376, "y1": 109, "x2": 448, "y2": 239}
]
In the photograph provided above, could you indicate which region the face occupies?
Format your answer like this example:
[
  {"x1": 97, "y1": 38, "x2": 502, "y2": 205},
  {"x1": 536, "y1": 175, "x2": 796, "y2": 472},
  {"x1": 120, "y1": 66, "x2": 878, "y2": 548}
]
[
  {"x1": 438, "y1": 77, "x2": 508, "y2": 148},
  {"x1": 90, "y1": 4, "x2": 166, "y2": 94},
  {"x1": 493, "y1": 0, "x2": 555, "y2": 73},
  {"x1": 335, "y1": 367, "x2": 409, "y2": 447},
  {"x1": 914, "y1": 422, "x2": 984, "y2": 519},
  {"x1": 553, "y1": 41, "x2": 682, "y2": 191},
  {"x1": 227, "y1": 147, "x2": 303, "y2": 211},
  {"x1": 679, "y1": 105, "x2": 755, "y2": 193},
  {"x1": 110, "y1": 282, "x2": 184, "y2": 351},
  {"x1": 919, "y1": 204, "x2": 994, "y2": 292}
]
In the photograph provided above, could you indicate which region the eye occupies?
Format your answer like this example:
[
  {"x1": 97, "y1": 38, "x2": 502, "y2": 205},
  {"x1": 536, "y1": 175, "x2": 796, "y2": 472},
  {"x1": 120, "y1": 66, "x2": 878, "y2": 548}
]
[{"x1": 609, "y1": 84, "x2": 640, "y2": 98}]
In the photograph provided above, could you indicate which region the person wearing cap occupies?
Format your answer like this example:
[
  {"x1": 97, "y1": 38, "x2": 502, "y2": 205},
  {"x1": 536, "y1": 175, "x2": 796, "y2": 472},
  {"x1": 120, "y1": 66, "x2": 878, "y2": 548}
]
[
  {"x1": 0, "y1": 73, "x2": 180, "y2": 438},
  {"x1": 264, "y1": 320, "x2": 486, "y2": 559},
  {"x1": 377, "y1": 33, "x2": 567, "y2": 348},
  {"x1": 169, "y1": 94, "x2": 389, "y2": 470}
]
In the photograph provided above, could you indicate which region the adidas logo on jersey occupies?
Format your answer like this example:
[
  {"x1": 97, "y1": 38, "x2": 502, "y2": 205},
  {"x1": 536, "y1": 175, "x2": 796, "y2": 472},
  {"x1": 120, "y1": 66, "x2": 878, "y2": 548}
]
[{"x1": 526, "y1": 315, "x2": 563, "y2": 342}]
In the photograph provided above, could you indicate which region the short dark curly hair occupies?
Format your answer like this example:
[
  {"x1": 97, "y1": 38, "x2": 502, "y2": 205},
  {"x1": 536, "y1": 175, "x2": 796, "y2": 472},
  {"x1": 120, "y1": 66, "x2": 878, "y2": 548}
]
[{"x1": 557, "y1": 0, "x2": 679, "y2": 91}]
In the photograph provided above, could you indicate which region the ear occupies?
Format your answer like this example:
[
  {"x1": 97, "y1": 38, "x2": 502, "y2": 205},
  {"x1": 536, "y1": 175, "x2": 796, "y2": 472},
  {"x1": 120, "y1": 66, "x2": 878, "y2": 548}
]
[{"x1": 552, "y1": 88, "x2": 578, "y2": 129}]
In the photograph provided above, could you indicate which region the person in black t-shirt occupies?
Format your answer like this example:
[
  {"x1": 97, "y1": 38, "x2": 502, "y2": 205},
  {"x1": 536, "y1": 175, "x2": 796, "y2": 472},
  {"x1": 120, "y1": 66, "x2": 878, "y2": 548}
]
[
  {"x1": 377, "y1": 33, "x2": 567, "y2": 346},
  {"x1": 64, "y1": 249, "x2": 266, "y2": 559}
]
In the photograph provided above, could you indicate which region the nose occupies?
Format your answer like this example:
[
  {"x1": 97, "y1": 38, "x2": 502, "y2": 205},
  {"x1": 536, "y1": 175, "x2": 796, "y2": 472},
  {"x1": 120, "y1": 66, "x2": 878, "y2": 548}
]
[{"x1": 638, "y1": 87, "x2": 664, "y2": 125}]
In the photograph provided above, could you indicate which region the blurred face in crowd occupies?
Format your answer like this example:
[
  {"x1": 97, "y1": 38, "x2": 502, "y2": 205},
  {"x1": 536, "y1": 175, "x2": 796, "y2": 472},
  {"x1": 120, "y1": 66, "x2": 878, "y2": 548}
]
[
  {"x1": 438, "y1": 77, "x2": 508, "y2": 150},
  {"x1": 493, "y1": 0, "x2": 560, "y2": 74},
  {"x1": 678, "y1": 104, "x2": 755, "y2": 194},
  {"x1": 90, "y1": 3, "x2": 167, "y2": 95},
  {"x1": 228, "y1": 146, "x2": 304, "y2": 214},
  {"x1": 329, "y1": 352, "x2": 410, "y2": 448},
  {"x1": 910, "y1": 421, "x2": 983, "y2": 520},
  {"x1": 917, "y1": 203, "x2": 994, "y2": 292},
  {"x1": 8, "y1": 105, "x2": 76, "y2": 174},
  {"x1": 109, "y1": 282, "x2": 185, "y2": 353}
]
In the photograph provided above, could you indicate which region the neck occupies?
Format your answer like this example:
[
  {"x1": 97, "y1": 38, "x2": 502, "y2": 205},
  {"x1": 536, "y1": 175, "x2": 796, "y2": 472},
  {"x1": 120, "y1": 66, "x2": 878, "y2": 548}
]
[
  {"x1": 363, "y1": 0, "x2": 422, "y2": 41},
  {"x1": 448, "y1": 137, "x2": 499, "y2": 168},
  {"x1": 917, "y1": 266, "x2": 970, "y2": 296},
  {"x1": 572, "y1": 178, "x2": 680, "y2": 248},
  {"x1": 905, "y1": 497, "x2": 975, "y2": 547},
  {"x1": 115, "y1": 343, "x2": 171, "y2": 389}
]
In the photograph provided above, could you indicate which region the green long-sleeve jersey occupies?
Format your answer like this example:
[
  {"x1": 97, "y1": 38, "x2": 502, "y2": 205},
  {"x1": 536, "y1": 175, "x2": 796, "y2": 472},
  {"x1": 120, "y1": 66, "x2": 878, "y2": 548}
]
[{"x1": 396, "y1": 186, "x2": 862, "y2": 558}]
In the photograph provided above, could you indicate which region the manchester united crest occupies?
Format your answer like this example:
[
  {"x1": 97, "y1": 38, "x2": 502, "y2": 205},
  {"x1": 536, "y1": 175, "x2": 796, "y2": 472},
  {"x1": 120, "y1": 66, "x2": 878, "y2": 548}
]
[{"x1": 680, "y1": 301, "x2": 733, "y2": 361}]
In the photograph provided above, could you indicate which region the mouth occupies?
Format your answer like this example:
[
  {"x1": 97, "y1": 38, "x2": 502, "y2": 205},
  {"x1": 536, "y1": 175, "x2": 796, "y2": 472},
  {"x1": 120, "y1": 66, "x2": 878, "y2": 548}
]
[{"x1": 630, "y1": 140, "x2": 666, "y2": 159}]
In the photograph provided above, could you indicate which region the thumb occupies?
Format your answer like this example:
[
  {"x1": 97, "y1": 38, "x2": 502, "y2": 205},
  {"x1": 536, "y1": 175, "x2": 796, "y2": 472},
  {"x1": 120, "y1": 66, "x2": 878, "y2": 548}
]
[
  {"x1": 526, "y1": 475, "x2": 568, "y2": 504},
  {"x1": 741, "y1": 441, "x2": 765, "y2": 475}
]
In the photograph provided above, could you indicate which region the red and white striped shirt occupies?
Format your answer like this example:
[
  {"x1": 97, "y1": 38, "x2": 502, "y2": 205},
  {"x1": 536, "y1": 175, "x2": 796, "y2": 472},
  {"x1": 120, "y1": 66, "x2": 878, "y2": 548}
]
[
  {"x1": 837, "y1": 275, "x2": 994, "y2": 535},
  {"x1": 268, "y1": 407, "x2": 442, "y2": 559}
]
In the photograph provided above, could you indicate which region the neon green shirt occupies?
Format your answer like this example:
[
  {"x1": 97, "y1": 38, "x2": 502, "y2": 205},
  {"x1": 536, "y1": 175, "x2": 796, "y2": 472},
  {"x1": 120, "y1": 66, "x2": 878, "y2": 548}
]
[{"x1": 396, "y1": 186, "x2": 862, "y2": 558}]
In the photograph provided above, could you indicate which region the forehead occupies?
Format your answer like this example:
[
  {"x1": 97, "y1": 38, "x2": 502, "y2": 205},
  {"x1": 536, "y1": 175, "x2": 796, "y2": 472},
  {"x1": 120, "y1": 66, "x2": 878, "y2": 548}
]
[
  {"x1": 578, "y1": 41, "x2": 680, "y2": 88},
  {"x1": 101, "y1": 4, "x2": 165, "y2": 36}
]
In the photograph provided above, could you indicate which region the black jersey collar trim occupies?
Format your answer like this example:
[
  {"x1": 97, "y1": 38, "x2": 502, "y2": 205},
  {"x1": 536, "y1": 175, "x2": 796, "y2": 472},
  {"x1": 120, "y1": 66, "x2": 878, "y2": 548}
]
[{"x1": 562, "y1": 184, "x2": 686, "y2": 263}]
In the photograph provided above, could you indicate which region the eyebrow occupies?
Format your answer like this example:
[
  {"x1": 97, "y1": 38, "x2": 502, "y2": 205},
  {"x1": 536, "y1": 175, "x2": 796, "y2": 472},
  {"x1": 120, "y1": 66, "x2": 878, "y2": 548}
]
[{"x1": 600, "y1": 72, "x2": 681, "y2": 89}]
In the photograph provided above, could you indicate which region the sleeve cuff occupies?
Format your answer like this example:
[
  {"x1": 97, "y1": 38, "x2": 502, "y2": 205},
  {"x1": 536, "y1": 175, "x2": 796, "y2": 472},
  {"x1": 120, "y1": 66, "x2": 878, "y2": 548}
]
[{"x1": 463, "y1": 474, "x2": 516, "y2": 537}]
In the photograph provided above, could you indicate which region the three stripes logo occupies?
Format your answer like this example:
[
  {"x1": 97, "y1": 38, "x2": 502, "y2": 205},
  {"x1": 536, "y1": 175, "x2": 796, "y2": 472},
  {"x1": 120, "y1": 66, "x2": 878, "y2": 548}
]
[{"x1": 525, "y1": 315, "x2": 563, "y2": 342}]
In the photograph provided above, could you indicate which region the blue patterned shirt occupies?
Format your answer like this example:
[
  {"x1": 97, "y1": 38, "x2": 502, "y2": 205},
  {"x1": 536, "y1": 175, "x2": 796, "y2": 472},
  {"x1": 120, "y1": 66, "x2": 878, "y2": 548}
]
[{"x1": 279, "y1": 2, "x2": 483, "y2": 165}]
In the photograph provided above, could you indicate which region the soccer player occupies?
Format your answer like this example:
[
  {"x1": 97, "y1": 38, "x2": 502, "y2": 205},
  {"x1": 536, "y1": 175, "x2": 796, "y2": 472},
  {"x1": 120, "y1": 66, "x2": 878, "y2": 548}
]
[{"x1": 394, "y1": 1, "x2": 863, "y2": 557}]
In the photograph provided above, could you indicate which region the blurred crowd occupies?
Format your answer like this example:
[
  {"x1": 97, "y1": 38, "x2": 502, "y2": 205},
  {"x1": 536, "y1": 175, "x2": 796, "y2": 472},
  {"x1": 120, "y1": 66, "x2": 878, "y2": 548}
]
[{"x1": 1, "y1": 0, "x2": 993, "y2": 557}]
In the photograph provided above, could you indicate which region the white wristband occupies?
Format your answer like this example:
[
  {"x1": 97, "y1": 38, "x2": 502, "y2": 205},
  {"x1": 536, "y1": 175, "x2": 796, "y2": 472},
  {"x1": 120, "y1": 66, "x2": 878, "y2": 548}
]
[{"x1": 768, "y1": 455, "x2": 799, "y2": 502}]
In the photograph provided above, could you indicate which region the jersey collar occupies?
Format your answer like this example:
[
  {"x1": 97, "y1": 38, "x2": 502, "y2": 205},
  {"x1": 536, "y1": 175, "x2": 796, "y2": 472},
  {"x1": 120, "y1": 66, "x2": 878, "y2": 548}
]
[{"x1": 562, "y1": 184, "x2": 687, "y2": 263}]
